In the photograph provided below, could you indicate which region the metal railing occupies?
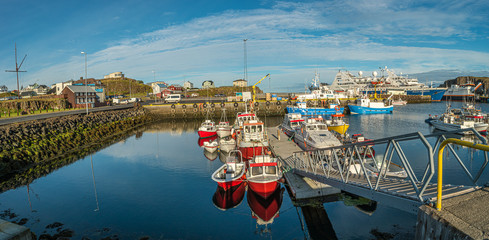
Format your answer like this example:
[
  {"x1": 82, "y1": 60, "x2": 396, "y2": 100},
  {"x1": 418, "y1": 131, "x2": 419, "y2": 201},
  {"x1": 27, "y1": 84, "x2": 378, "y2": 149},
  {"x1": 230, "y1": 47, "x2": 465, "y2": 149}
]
[
  {"x1": 436, "y1": 138, "x2": 489, "y2": 210},
  {"x1": 287, "y1": 128, "x2": 488, "y2": 208}
]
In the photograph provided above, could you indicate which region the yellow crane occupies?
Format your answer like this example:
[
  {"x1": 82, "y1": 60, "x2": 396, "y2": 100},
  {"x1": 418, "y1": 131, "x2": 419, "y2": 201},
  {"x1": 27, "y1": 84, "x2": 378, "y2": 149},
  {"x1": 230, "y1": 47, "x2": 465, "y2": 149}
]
[{"x1": 252, "y1": 74, "x2": 270, "y2": 103}]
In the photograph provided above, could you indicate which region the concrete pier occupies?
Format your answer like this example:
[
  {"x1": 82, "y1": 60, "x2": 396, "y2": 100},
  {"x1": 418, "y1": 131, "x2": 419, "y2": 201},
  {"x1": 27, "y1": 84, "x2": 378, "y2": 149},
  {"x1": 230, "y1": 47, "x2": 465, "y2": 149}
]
[
  {"x1": 267, "y1": 126, "x2": 341, "y2": 199},
  {"x1": 0, "y1": 220, "x2": 34, "y2": 240},
  {"x1": 416, "y1": 186, "x2": 489, "y2": 239}
]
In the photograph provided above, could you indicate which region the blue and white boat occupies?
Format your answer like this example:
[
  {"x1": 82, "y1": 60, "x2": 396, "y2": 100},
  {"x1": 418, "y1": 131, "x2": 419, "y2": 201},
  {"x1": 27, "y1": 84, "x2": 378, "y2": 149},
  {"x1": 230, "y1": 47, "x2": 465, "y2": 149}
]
[
  {"x1": 406, "y1": 88, "x2": 446, "y2": 101},
  {"x1": 348, "y1": 97, "x2": 393, "y2": 114},
  {"x1": 286, "y1": 102, "x2": 344, "y2": 116}
]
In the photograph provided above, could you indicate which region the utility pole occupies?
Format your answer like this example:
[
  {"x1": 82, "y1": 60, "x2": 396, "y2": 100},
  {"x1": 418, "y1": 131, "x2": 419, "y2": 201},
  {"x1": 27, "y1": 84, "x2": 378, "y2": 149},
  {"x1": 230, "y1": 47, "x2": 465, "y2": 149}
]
[
  {"x1": 5, "y1": 43, "x2": 27, "y2": 99},
  {"x1": 243, "y1": 39, "x2": 248, "y2": 96}
]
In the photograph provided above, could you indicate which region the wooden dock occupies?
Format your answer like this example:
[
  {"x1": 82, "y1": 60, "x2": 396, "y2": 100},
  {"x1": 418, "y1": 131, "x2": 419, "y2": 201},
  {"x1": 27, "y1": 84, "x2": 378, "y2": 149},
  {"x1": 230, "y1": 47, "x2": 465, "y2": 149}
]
[{"x1": 267, "y1": 126, "x2": 341, "y2": 199}]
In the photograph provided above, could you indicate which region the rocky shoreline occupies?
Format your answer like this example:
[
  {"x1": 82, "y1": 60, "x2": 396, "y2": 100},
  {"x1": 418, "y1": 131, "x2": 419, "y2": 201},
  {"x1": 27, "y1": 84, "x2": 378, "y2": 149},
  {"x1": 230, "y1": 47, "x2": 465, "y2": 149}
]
[{"x1": 0, "y1": 106, "x2": 155, "y2": 190}]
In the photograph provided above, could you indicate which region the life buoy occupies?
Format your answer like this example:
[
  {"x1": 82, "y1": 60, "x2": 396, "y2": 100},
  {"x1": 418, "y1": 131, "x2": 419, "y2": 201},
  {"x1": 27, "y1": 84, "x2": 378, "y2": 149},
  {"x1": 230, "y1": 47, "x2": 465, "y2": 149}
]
[
  {"x1": 211, "y1": 103, "x2": 215, "y2": 108},
  {"x1": 266, "y1": 101, "x2": 270, "y2": 106},
  {"x1": 276, "y1": 101, "x2": 281, "y2": 106},
  {"x1": 203, "y1": 103, "x2": 207, "y2": 108},
  {"x1": 334, "y1": 105, "x2": 340, "y2": 111},
  {"x1": 234, "y1": 102, "x2": 238, "y2": 107},
  {"x1": 171, "y1": 104, "x2": 176, "y2": 109},
  {"x1": 193, "y1": 103, "x2": 198, "y2": 108},
  {"x1": 182, "y1": 104, "x2": 187, "y2": 109}
]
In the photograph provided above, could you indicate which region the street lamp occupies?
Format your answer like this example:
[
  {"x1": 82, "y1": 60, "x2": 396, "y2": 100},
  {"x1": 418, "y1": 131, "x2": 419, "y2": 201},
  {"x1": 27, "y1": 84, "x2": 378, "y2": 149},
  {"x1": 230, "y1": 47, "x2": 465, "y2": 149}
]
[{"x1": 81, "y1": 51, "x2": 88, "y2": 114}]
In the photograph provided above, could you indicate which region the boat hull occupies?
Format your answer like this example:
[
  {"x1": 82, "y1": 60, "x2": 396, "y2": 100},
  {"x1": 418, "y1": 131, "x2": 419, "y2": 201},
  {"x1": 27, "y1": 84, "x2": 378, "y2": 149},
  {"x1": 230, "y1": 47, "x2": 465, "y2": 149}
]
[
  {"x1": 217, "y1": 129, "x2": 231, "y2": 138},
  {"x1": 248, "y1": 181, "x2": 280, "y2": 199},
  {"x1": 328, "y1": 124, "x2": 349, "y2": 135},
  {"x1": 239, "y1": 146, "x2": 269, "y2": 160},
  {"x1": 286, "y1": 106, "x2": 344, "y2": 116},
  {"x1": 348, "y1": 105, "x2": 393, "y2": 114},
  {"x1": 431, "y1": 120, "x2": 487, "y2": 135},
  {"x1": 198, "y1": 130, "x2": 217, "y2": 138},
  {"x1": 406, "y1": 89, "x2": 446, "y2": 101}
]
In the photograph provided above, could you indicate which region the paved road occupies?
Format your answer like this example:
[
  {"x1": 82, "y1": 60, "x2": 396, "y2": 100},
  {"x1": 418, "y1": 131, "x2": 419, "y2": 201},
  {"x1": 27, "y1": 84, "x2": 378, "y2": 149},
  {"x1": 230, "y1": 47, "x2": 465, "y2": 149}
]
[{"x1": 0, "y1": 104, "x2": 134, "y2": 126}]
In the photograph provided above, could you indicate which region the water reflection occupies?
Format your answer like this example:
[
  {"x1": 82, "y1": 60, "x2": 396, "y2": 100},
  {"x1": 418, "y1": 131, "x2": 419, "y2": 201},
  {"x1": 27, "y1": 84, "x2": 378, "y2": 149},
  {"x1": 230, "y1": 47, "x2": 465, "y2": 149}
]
[
  {"x1": 212, "y1": 183, "x2": 247, "y2": 211},
  {"x1": 203, "y1": 149, "x2": 218, "y2": 161}
]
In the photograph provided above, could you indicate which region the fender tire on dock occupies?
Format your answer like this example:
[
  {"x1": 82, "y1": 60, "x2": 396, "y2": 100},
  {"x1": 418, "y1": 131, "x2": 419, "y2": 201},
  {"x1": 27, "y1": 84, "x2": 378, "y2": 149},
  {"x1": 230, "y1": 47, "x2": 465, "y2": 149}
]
[
  {"x1": 211, "y1": 103, "x2": 215, "y2": 108},
  {"x1": 193, "y1": 103, "x2": 198, "y2": 108},
  {"x1": 171, "y1": 104, "x2": 176, "y2": 109},
  {"x1": 254, "y1": 102, "x2": 259, "y2": 106},
  {"x1": 221, "y1": 102, "x2": 225, "y2": 108},
  {"x1": 276, "y1": 101, "x2": 281, "y2": 106},
  {"x1": 266, "y1": 101, "x2": 270, "y2": 106},
  {"x1": 307, "y1": 100, "x2": 311, "y2": 106},
  {"x1": 234, "y1": 102, "x2": 238, "y2": 107},
  {"x1": 182, "y1": 104, "x2": 187, "y2": 109},
  {"x1": 203, "y1": 103, "x2": 207, "y2": 108}
]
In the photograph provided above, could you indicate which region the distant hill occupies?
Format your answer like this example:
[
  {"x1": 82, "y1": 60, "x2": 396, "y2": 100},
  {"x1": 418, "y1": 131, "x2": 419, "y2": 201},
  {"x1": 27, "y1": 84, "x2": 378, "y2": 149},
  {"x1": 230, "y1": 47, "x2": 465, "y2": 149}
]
[
  {"x1": 100, "y1": 78, "x2": 152, "y2": 97},
  {"x1": 410, "y1": 70, "x2": 489, "y2": 85}
]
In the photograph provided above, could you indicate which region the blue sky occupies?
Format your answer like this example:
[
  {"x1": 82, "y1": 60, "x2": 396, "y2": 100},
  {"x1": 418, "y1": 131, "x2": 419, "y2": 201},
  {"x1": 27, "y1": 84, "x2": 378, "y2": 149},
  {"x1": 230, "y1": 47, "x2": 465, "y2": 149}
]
[{"x1": 1, "y1": 0, "x2": 488, "y2": 92}]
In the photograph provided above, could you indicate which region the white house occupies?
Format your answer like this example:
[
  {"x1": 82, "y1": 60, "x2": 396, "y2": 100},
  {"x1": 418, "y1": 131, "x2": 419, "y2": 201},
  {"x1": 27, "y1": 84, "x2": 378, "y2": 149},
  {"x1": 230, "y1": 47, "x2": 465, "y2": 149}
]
[
  {"x1": 153, "y1": 83, "x2": 168, "y2": 95},
  {"x1": 183, "y1": 81, "x2": 193, "y2": 89},
  {"x1": 0, "y1": 85, "x2": 7, "y2": 93},
  {"x1": 233, "y1": 79, "x2": 247, "y2": 87},
  {"x1": 54, "y1": 80, "x2": 74, "y2": 95},
  {"x1": 104, "y1": 72, "x2": 124, "y2": 79}
]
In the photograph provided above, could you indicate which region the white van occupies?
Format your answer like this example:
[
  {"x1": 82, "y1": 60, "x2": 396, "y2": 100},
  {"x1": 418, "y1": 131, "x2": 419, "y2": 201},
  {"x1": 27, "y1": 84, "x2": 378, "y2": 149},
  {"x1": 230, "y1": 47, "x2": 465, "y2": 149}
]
[{"x1": 164, "y1": 94, "x2": 181, "y2": 103}]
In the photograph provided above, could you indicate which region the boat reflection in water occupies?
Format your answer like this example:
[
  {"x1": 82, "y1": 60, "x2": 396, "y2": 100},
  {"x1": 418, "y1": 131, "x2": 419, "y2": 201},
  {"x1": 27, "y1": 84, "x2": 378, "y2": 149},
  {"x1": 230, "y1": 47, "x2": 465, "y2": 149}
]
[
  {"x1": 203, "y1": 148, "x2": 218, "y2": 161},
  {"x1": 198, "y1": 135, "x2": 218, "y2": 147},
  {"x1": 247, "y1": 186, "x2": 284, "y2": 226},
  {"x1": 212, "y1": 182, "x2": 247, "y2": 211}
]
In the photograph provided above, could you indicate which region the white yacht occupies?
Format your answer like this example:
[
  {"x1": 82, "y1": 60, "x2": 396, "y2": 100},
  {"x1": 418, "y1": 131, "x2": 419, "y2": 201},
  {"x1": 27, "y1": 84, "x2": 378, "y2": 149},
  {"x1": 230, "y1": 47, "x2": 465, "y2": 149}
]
[{"x1": 293, "y1": 117, "x2": 342, "y2": 151}]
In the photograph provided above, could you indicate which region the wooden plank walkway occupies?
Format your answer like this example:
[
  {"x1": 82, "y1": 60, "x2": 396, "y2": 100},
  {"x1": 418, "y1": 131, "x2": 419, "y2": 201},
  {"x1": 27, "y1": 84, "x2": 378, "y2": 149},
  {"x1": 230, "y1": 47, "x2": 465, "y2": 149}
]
[{"x1": 267, "y1": 126, "x2": 341, "y2": 199}]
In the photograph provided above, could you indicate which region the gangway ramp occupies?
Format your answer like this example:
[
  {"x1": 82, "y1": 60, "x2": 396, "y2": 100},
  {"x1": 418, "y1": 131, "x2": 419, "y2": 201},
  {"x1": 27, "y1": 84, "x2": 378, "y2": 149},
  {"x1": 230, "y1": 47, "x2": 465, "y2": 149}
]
[
  {"x1": 267, "y1": 127, "x2": 341, "y2": 199},
  {"x1": 283, "y1": 129, "x2": 488, "y2": 214}
]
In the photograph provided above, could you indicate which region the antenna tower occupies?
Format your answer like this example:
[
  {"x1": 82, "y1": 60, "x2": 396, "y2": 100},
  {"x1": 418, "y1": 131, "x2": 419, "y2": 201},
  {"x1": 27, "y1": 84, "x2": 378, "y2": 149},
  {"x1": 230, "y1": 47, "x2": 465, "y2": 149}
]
[{"x1": 5, "y1": 43, "x2": 27, "y2": 99}]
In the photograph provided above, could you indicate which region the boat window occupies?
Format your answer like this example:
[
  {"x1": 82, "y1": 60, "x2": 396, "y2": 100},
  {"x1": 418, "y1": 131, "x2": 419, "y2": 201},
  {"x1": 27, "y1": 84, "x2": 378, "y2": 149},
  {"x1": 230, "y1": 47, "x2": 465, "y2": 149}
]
[
  {"x1": 265, "y1": 166, "x2": 276, "y2": 174},
  {"x1": 252, "y1": 166, "x2": 263, "y2": 176},
  {"x1": 251, "y1": 126, "x2": 256, "y2": 133},
  {"x1": 318, "y1": 125, "x2": 327, "y2": 130},
  {"x1": 245, "y1": 127, "x2": 250, "y2": 133},
  {"x1": 257, "y1": 125, "x2": 262, "y2": 132}
]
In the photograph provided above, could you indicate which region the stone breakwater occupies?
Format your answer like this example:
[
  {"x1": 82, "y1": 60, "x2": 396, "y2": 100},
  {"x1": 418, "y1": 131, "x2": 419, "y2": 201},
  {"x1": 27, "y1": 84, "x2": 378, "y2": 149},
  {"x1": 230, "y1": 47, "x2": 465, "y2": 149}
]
[{"x1": 0, "y1": 107, "x2": 154, "y2": 183}]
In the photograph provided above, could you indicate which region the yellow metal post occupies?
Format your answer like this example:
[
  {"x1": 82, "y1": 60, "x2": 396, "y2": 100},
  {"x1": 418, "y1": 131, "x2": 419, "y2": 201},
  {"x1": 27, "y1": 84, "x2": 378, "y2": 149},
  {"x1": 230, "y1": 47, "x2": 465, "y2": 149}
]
[{"x1": 436, "y1": 138, "x2": 489, "y2": 211}]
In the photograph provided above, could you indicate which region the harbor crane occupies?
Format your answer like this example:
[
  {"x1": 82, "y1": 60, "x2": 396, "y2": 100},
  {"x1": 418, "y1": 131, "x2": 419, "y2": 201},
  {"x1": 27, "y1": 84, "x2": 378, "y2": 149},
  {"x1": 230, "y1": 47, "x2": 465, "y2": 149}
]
[{"x1": 252, "y1": 74, "x2": 270, "y2": 104}]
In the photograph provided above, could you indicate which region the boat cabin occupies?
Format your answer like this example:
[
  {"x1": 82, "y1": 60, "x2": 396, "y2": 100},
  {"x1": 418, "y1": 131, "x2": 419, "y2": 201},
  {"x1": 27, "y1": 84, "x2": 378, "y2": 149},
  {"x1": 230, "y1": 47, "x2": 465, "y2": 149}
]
[
  {"x1": 235, "y1": 112, "x2": 257, "y2": 128},
  {"x1": 249, "y1": 155, "x2": 279, "y2": 177},
  {"x1": 242, "y1": 120, "x2": 266, "y2": 142}
]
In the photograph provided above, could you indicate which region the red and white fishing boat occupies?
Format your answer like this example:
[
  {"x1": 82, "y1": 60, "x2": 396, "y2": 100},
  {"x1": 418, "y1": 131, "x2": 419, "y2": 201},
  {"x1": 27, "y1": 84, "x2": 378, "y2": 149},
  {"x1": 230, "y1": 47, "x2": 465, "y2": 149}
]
[
  {"x1": 198, "y1": 119, "x2": 217, "y2": 138},
  {"x1": 217, "y1": 109, "x2": 232, "y2": 138},
  {"x1": 246, "y1": 154, "x2": 282, "y2": 199},
  {"x1": 234, "y1": 112, "x2": 258, "y2": 130},
  {"x1": 238, "y1": 120, "x2": 269, "y2": 160},
  {"x1": 247, "y1": 185, "x2": 284, "y2": 225},
  {"x1": 211, "y1": 150, "x2": 246, "y2": 190},
  {"x1": 212, "y1": 182, "x2": 246, "y2": 211}
]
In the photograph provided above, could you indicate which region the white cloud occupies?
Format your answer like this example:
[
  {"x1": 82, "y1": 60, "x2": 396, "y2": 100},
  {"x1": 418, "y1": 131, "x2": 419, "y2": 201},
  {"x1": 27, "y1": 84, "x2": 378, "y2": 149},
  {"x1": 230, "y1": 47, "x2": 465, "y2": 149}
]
[{"x1": 12, "y1": 0, "x2": 489, "y2": 91}]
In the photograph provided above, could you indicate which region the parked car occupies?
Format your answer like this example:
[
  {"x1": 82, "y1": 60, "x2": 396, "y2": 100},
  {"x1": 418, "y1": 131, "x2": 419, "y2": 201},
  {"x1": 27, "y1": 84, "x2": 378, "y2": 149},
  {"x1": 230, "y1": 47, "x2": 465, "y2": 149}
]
[{"x1": 214, "y1": 94, "x2": 226, "y2": 97}]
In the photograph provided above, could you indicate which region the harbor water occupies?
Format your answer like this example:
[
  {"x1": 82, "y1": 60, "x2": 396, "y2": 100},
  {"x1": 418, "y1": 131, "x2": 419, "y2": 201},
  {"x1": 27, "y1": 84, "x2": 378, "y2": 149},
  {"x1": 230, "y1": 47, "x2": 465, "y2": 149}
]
[{"x1": 1, "y1": 102, "x2": 489, "y2": 239}]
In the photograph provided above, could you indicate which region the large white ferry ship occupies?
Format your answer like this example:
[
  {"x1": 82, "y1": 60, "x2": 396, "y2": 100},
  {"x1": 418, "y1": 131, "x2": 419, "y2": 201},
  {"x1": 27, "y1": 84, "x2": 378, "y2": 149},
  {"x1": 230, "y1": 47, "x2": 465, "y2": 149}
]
[
  {"x1": 442, "y1": 83, "x2": 482, "y2": 101},
  {"x1": 329, "y1": 67, "x2": 447, "y2": 101}
]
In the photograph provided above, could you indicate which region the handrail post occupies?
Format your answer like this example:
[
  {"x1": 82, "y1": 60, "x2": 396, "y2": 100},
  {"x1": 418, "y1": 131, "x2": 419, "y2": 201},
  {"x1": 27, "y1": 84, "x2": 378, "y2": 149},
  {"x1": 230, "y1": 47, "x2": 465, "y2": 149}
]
[{"x1": 437, "y1": 141, "x2": 447, "y2": 211}]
